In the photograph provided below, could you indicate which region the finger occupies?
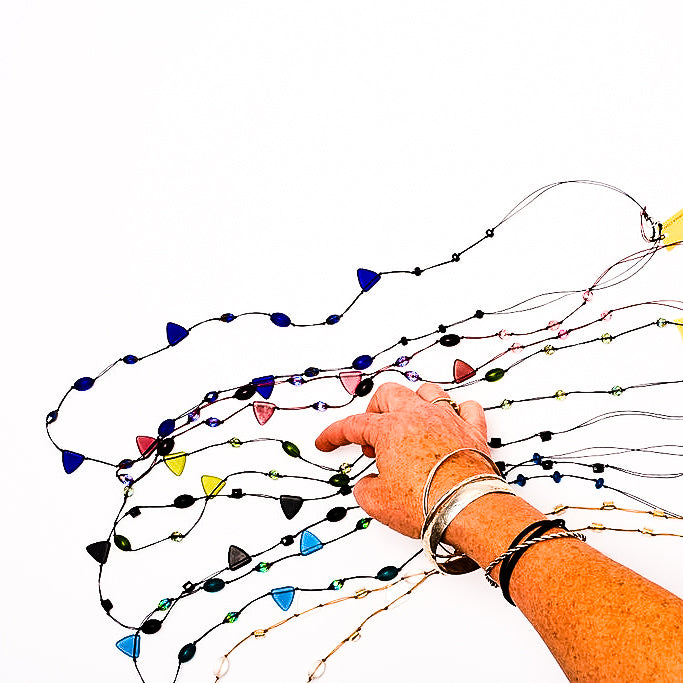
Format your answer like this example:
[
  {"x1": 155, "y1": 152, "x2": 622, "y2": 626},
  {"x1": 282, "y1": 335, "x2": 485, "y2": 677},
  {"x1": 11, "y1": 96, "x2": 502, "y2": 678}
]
[
  {"x1": 457, "y1": 400, "x2": 488, "y2": 437},
  {"x1": 365, "y1": 382, "x2": 423, "y2": 415},
  {"x1": 352, "y1": 473, "x2": 382, "y2": 513},
  {"x1": 415, "y1": 382, "x2": 450, "y2": 403},
  {"x1": 315, "y1": 413, "x2": 385, "y2": 452}
]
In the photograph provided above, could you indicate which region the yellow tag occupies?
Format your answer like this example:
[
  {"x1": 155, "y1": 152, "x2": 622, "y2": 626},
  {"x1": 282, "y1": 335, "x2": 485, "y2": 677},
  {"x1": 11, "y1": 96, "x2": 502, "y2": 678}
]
[
  {"x1": 662, "y1": 208, "x2": 683, "y2": 250},
  {"x1": 674, "y1": 318, "x2": 683, "y2": 343}
]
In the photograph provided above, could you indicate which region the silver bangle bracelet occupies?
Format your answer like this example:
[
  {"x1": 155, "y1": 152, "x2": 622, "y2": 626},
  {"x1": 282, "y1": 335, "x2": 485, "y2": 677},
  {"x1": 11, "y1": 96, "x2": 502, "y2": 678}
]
[{"x1": 421, "y1": 474, "x2": 514, "y2": 575}]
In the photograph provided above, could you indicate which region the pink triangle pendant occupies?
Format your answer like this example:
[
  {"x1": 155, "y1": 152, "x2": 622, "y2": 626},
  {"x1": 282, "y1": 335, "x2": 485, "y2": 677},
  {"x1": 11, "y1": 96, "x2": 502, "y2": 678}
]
[
  {"x1": 136, "y1": 436, "x2": 157, "y2": 455},
  {"x1": 339, "y1": 371, "x2": 362, "y2": 395},
  {"x1": 253, "y1": 401, "x2": 276, "y2": 426},
  {"x1": 453, "y1": 359, "x2": 476, "y2": 384}
]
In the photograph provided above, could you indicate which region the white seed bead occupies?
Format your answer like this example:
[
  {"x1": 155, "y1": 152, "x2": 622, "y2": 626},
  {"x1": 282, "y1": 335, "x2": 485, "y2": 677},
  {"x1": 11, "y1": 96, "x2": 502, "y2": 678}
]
[
  {"x1": 213, "y1": 656, "x2": 230, "y2": 677},
  {"x1": 308, "y1": 660, "x2": 326, "y2": 679}
]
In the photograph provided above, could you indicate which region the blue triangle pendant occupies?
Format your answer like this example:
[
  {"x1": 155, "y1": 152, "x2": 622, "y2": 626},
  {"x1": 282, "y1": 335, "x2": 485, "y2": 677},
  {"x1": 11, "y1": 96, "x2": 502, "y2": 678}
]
[
  {"x1": 115, "y1": 634, "x2": 140, "y2": 658},
  {"x1": 357, "y1": 268, "x2": 381, "y2": 292},
  {"x1": 252, "y1": 375, "x2": 275, "y2": 400},
  {"x1": 271, "y1": 586, "x2": 295, "y2": 611},
  {"x1": 62, "y1": 449, "x2": 85, "y2": 474},
  {"x1": 300, "y1": 529, "x2": 323, "y2": 556},
  {"x1": 166, "y1": 322, "x2": 189, "y2": 346}
]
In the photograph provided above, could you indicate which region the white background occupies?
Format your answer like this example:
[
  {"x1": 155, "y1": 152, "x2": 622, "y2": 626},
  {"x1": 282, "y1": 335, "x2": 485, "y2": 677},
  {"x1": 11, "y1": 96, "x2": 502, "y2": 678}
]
[{"x1": 2, "y1": 2, "x2": 683, "y2": 682}]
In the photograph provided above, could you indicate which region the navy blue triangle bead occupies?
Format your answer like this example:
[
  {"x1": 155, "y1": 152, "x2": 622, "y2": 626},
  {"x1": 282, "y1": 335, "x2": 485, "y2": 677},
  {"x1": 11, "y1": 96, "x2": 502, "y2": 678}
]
[
  {"x1": 158, "y1": 418, "x2": 175, "y2": 438},
  {"x1": 115, "y1": 634, "x2": 140, "y2": 658},
  {"x1": 252, "y1": 375, "x2": 275, "y2": 400},
  {"x1": 62, "y1": 449, "x2": 85, "y2": 474},
  {"x1": 73, "y1": 377, "x2": 95, "y2": 391},
  {"x1": 352, "y1": 355, "x2": 373, "y2": 370},
  {"x1": 166, "y1": 322, "x2": 189, "y2": 346},
  {"x1": 270, "y1": 312, "x2": 291, "y2": 328},
  {"x1": 271, "y1": 586, "x2": 295, "y2": 611},
  {"x1": 357, "y1": 268, "x2": 381, "y2": 292}
]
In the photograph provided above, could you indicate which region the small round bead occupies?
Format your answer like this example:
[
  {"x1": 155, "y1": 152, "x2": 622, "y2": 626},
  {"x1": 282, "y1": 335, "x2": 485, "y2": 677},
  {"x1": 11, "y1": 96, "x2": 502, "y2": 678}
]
[
  {"x1": 552, "y1": 471, "x2": 563, "y2": 483},
  {"x1": 288, "y1": 375, "x2": 304, "y2": 386},
  {"x1": 330, "y1": 579, "x2": 345, "y2": 590},
  {"x1": 510, "y1": 343, "x2": 523, "y2": 353},
  {"x1": 554, "y1": 390, "x2": 567, "y2": 400},
  {"x1": 395, "y1": 356, "x2": 409, "y2": 367},
  {"x1": 213, "y1": 656, "x2": 231, "y2": 678},
  {"x1": 308, "y1": 660, "x2": 326, "y2": 680},
  {"x1": 595, "y1": 478, "x2": 605, "y2": 489},
  {"x1": 220, "y1": 313, "x2": 235, "y2": 323},
  {"x1": 601, "y1": 333, "x2": 613, "y2": 344},
  {"x1": 404, "y1": 370, "x2": 420, "y2": 382},
  {"x1": 326, "y1": 314, "x2": 341, "y2": 325},
  {"x1": 657, "y1": 318, "x2": 668, "y2": 328},
  {"x1": 268, "y1": 470, "x2": 280, "y2": 480},
  {"x1": 543, "y1": 345, "x2": 556, "y2": 355},
  {"x1": 170, "y1": 532, "x2": 184, "y2": 542},
  {"x1": 600, "y1": 310, "x2": 613, "y2": 321},
  {"x1": 515, "y1": 474, "x2": 527, "y2": 486},
  {"x1": 123, "y1": 355, "x2": 138, "y2": 365},
  {"x1": 123, "y1": 486, "x2": 134, "y2": 497},
  {"x1": 500, "y1": 399, "x2": 512, "y2": 410},
  {"x1": 497, "y1": 329, "x2": 509, "y2": 339},
  {"x1": 339, "y1": 462, "x2": 352, "y2": 474},
  {"x1": 474, "y1": 309, "x2": 485, "y2": 319},
  {"x1": 206, "y1": 417, "x2": 221, "y2": 427},
  {"x1": 610, "y1": 386, "x2": 623, "y2": 396},
  {"x1": 532, "y1": 453, "x2": 542, "y2": 464},
  {"x1": 229, "y1": 437, "x2": 242, "y2": 447},
  {"x1": 281, "y1": 535, "x2": 294, "y2": 546},
  {"x1": 582, "y1": 290, "x2": 593, "y2": 302},
  {"x1": 547, "y1": 320, "x2": 560, "y2": 331},
  {"x1": 558, "y1": 329, "x2": 569, "y2": 339},
  {"x1": 158, "y1": 598, "x2": 172, "y2": 611},
  {"x1": 313, "y1": 401, "x2": 328, "y2": 412}
]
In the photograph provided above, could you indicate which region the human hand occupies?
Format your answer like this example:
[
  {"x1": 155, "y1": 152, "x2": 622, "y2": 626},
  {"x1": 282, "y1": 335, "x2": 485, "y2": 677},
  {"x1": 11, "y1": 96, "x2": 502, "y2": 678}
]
[{"x1": 315, "y1": 381, "x2": 500, "y2": 539}]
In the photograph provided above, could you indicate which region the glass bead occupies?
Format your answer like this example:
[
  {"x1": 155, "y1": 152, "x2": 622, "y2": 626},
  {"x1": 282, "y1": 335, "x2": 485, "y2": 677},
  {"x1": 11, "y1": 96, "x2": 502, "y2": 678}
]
[
  {"x1": 547, "y1": 320, "x2": 560, "y2": 331},
  {"x1": 657, "y1": 318, "x2": 668, "y2": 328},
  {"x1": 214, "y1": 656, "x2": 231, "y2": 678},
  {"x1": 439, "y1": 334, "x2": 461, "y2": 347},
  {"x1": 119, "y1": 474, "x2": 134, "y2": 487},
  {"x1": 141, "y1": 619, "x2": 162, "y2": 635},
  {"x1": 203, "y1": 578, "x2": 225, "y2": 593},
  {"x1": 500, "y1": 399, "x2": 512, "y2": 409},
  {"x1": 515, "y1": 474, "x2": 526, "y2": 486},
  {"x1": 558, "y1": 329, "x2": 569, "y2": 339},
  {"x1": 326, "y1": 314, "x2": 340, "y2": 325},
  {"x1": 271, "y1": 586, "x2": 295, "y2": 611},
  {"x1": 532, "y1": 453, "x2": 542, "y2": 464},
  {"x1": 187, "y1": 410, "x2": 200, "y2": 423},
  {"x1": 178, "y1": 643, "x2": 197, "y2": 663},
  {"x1": 170, "y1": 532, "x2": 184, "y2": 542},
  {"x1": 204, "y1": 391, "x2": 219, "y2": 403},
  {"x1": 86, "y1": 540, "x2": 111, "y2": 564},
  {"x1": 228, "y1": 545, "x2": 252, "y2": 570},
  {"x1": 453, "y1": 359, "x2": 476, "y2": 383},
  {"x1": 330, "y1": 579, "x2": 344, "y2": 590},
  {"x1": 352, "y1": 354, "x2": 373, "y2": 370},
  {"x1": 355, "y1": 378, "x2": 374, "y2": 397},
  {"x1": 552, "y1": 471, "x2": 563, "y2": 483},
  {"x1": 279, "y1": 494, "x2": 304, "y2": 519},
  {"x1": 118, "y1": 458, "x2": 134, "y2": 470},
  {"x1": 313, "y1": 401, "x2": 328, "y2": 412},
  {"x1": 173, "y1": 494, "x2": 195, "y2": 509},
  {"x1": 73, "y1": 377, "x2": 95, "y2": 391},
  {"x1": 115, "y1": 635, "x2": 140, "y2": 659},
  {"x1": 300, "y1": 529, "x2": 323, "y2": 556},
  {"x1": 230, "y1": 488, "x2": 243, "y2": 498},
  {"x1": 339, "y1": 462, "x2": 352, "y2": 474},
  {"x1": 164, "y1": 452, "x2": 186, "y2": 476},
  {"x1": 340, "y1": 371, "x2": 362, "y2": 395},
  {"x1": 253, "y1": 401, "x2": 276, "y2": 425},
  {"x1": 226, "y1": 437, "x2": 240, "y2": 448},
  {"x1": 541, "y1": 459, "x2": 554, "y2": 470},
  {"x1": 543, "y1": 345, "x2": 555, "y2": 355},
  {"x1": 326, "y1": 507, "x2": 347, "y2": 522},
  {"x1": 405, "y1": 370, "x2": 420, "y2": 382},
  {"x1": 114, "y1": 534, "x2": 132, "y2": 551},
  {"x1": 554, "y1": 390, "x2": 567, "y2": 400},
  {"x1": 395, "y1": 356, "x2": 409, "y2": 367},
  {"x1": 304, "y1": 367, "x2": 320, "y2": 378},
  {"x1": 206, "y1": 417, "x2": 220, "y2": 427},
  {"x1": 282, "y1": 441, "x2": 300, "y2": 457},
  {"x1": 308, "y1": 660, "x2": 326, "y2": 680},
  {"x1": 202, "y1": 475, "x2": 226, "y2": 497},
  {"x1": 123, "y1": 486, "x2": 134, "y2": 498},
  {"x1": 270, "y1": 312, "x2": 291, "y2": 327},
  {"x1": 595, "y1": 478, "x2": 605, "y2": 489},
  {"x1": 101, "y1": 599, "x2": 113, "y2": 612},
  {"x1": 376, "y1": 566, "x2": 399, "y2": 581},
  {"x1": 46, "y1": 410, "x2": 59, "y2": 424},
  {"x1": 610, "y1": 386, "x2": 623, "y2": 396},
  {"x1": 339, "y1": 484, "x2": 353, "y2": 495},
  {"x1": 166, "y1": 322, "x2": 189, "y2": 346},
  {"x1": 158, "y1": 418, "x2": 175, "y2": 437},
  {"x1": 600, "y1": 310, "x2": 613, "y2": 321},
  {"x1": 356, "y1": 517, "x2": 371, "y2": 530},
  {"x1": 252, "y1": 375, "x2": 275, "y2": 400},
  {"x1": 281, "y1": 535, "x2": 294, "y2": 546},
  {"x1": 256, "y1": 562, "x2": 271, "y2": 573},
  {"x1": 329, "y1": 473, "x2": 350, "y2": 487},
  {"x1": 268, "y1": 470, "x2": 281, "y2": 479},
  {"x1": 234, "y1": 384, "x2": 257, "y2": 400},
  {"x1": 497, "y1": 329, "x2": 509, "y2": 339},
  {"x1": 158, "y1": 598, "x2": 172, "y2": 611},
  {"x1": 224, "y1": 612, "x2": 239, "y2": 623},
  {"x1": 254, "y1": 630, "x2": 267, "y2": 638},
  {"x1": 592, "y1": 463, "x2": 605, "y2": 473},
  {"x1": 474, "y1": 309, "x2": 484, "y2": 319},
  {"x1": 123, "y1": 355, "x2": 138, "y2": 365},
  {"x1": 220, "y1": 313, "x2": 235, "y2": 323},
  {"x1": 601, "y1": 333, "x2": 613, "y2": 344},
  {"x1": 62, "y1": 449, "x2": 85, "y2": 474},
  {"x1": 289, "y1": 375, "x2": 304, "y2": 386},
  {"x1": 510, "y1": 342, "x2": 523, "y2": 353},
  {"x1": 157, "y1": 438, "x2": 175, "y2": 456},
  {"x1": 129, "y1": 507, "x2": 141, "y2": 518},
  {"x1": 484, "y1": 368, "x2": 505, "y2": 382},
  {"x1": 582, "y1": 290, "x2": 593, "y2": 302},
  {"x1": 357, "y1": 268, "x2": 381, "y2": 292}
]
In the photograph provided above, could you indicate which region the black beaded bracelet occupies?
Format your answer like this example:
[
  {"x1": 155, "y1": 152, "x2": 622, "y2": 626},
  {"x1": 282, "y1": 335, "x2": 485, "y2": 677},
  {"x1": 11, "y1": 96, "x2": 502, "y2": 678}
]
[{"x1": 498, "y1": 519, "x2": 567, "y2": 606}]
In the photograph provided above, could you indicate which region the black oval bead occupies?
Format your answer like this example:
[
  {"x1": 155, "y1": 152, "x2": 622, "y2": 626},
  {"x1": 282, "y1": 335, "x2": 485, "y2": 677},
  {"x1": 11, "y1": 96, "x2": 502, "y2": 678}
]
[
  {"x1": 355, "y1": 378, "x2": 374, "y2": 397},
  {"x1": 376, "y1": 566, "x2": 399, "y2": 581},
  {"x1": 141, "y1": 619, "x2": 162, "y2": 635},
  {"x1": 437, "y1": 324, "x2": 447, "y2": 333},
  {"x1": 339, "y1": 484, "x2": 353, "y2": 496},
  {"x1": 178, "y1": 643, "x2": 197, "y2": 663},
  {"x1": 203, "y1": 578, "x2": 225, "y2": 593},
  {"x1": 474, "y1": 310, "x2": 485, "y2": 319},
  {"x1": 173, "y1": 494, "x2": 196, "y2": 509},
  {"x1": 304, "y1": 367, "x2": 320, "y2": 378},
  {"x1": 439, "y1": 334, "x2": 461, "y2": 347},
  {"x1": 234, "y1": 384, "x2": 257, "y2": 400},
  {"x1": 157, "y1": 438, "x2": 175, "y2": 456},
  {"x1": 281, "y1": 535, "x2": 294, "y2": 546},
  {"x1": 326, "y1": 507, "x2": 347, "y2": 522},
  {"x1": 117, "y1": 459, "x2": 134, "y2": 470}
]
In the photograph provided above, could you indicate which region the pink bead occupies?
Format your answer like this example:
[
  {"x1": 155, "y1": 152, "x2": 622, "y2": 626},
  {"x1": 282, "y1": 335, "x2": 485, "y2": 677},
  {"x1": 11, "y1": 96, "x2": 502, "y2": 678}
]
[
  {"x1": 558, "y1": 329, "x2": 569, "y2": 339},
  {"x1": 582, "y1": 290, "x2": 593, "y2": 302},
  {"x1": 601, "y1": 310, "x2": 613, "y2": 321},
  {"x1": 510, "y1": 343, "x2": 523, "y2": 353},
  {"x1": 497, "y1": 329, "x2": 509, "y2": 339},
  {"x1": 547, "y1": 320, "x2": 560, "y2": 331}
]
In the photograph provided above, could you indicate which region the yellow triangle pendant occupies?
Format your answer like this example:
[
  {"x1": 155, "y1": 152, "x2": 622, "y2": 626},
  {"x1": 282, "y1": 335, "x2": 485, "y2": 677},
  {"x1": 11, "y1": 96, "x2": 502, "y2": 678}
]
[
  {"x1": 662, "y1": 208, "x2": 683, "y2": 251},
  {"x1": 164, "y1": 452, "x2": 186, "y2": 476},
  {"x1": 201, "y1": 475, "x2": 226, "y2": 498}
]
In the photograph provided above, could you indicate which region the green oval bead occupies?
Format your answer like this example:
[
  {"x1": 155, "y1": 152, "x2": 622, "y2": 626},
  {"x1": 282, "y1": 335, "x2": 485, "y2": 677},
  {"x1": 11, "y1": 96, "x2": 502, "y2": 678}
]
[
  {"x1": 376, "y1": 566, "x2": 399, "y2": 581},
  {"x1": 355, "y1": 517, "x2": 371, "y2": 530},
  {"x1": 158, "y1": 598, "x2": 172, "y2": 611},
  {"x1": 484, "y1": 368, "x2": 505, "y2": 382},
  {"x1": 114, "y1": 534, "x2": 131, "y2": 551},
  {"x1": 224, "y1": 611, "x2": 239, "y2": 623},
  {"x1": 329, "y1": 473, "x2": 350, "y2": 487},
  {"x1": 203, "y1": 578, "x2": 225, "y2": 593},
  {"x1": 178, "y1": 643, "x2": 197, "y2": 663},
  {"x1": 256, "y1": 562, "x2": 271, "y2": 573},
  {"x1": 282, "y1": 441, "x2": 300, "y2": 457}
]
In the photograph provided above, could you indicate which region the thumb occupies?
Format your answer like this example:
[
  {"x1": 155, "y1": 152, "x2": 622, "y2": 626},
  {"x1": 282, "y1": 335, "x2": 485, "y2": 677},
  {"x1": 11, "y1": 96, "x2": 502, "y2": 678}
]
[
  {"x1": 352, "y1": 473, "x2": 382, "y2": 516},
  {"x1": 457, "y1": 400, "x2": 488, "y2": 440}
]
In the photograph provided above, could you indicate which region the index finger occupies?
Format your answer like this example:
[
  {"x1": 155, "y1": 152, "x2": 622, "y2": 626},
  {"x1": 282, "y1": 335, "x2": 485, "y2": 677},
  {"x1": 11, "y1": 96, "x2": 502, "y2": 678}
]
[{"x1": 315, "y1": 413, "x2": 387, "y2": 452}]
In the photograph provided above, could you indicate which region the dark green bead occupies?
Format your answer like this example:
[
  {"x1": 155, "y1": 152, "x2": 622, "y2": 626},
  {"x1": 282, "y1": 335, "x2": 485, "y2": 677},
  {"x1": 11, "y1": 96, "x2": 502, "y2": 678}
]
[
  {"x1": 328, "y1": 473, "x2": 350, "y2": 487},
  {"x1": 282, "y1": 441, "x2": 300, "y2": 457},
  {"x1": 356, "y1": 517, "x2": 371, "y2": 530},
  {"x1": 178, "y1": 643, "x2": 196, "y2": 663},
  {"x1": 484, "y1": 368, "x2": 505, "y2": 382},
  {"x1": 224, "y1": 611, "x2": 239, "y2": 623},
  {"x1": 114, "y1": 534, "x2": 132, "y2": 551},
  {"x1": 376, "y1": 566, "x2": 399, "y2": 581},
  {"x1": 203, "y1": 578, "x2": 225, "y2": 593}
]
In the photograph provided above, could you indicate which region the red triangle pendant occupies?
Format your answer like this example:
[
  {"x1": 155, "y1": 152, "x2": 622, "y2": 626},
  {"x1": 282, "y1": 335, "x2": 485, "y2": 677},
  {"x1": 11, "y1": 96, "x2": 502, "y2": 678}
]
[
  {"x1": 339, "y1": 371, "x2": 362, "y2": 395},
  {"x1": 136, "y1": 435, "x2": 158, "y2": 455},
  {"x1": 453, "y1": 359, "x2": 476, "y2": 384},
  {"x1": 253, "y1": 401, "x2": 276, "y2": 426}
]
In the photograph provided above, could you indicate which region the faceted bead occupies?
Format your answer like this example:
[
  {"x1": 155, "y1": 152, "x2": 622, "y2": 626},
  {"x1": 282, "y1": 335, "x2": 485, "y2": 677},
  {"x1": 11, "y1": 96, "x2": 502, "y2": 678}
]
[
  {"x1": 214, "y1": 656, "x2": 231, "y2": 678},
  {"x1": 252, "y1": 375, "x2": 275, "y2": 400},
  {"x1": 271, "y1": 586, "x2": 296, "y2": 611},
  {"x1": 601, "y1": 333, "x2": 613, "y2": 344},
  {"x1": 541, "y1": 459, "x2": 554, "y2": 470},
  {"x1": 582, "y1": 290, "x2": 593, "y2": 302},
  {"x1": 376, "y1": 566, "x2": 399, "y2": 581},
  {"x1": 543, "y1": 345, "x2": 555, "y2": 355},
  {"x1": 600, "y1": 310, "x2": 613, "y2": 321},
  {"x1": 547, "y1": 320, "x2": 560, "y2": 331},
  {"x1": 326, "y1": 314, "x2": 341, "y2": 325},
  {"x1": 515, "y1": 474, "x2": 527, "y2": 486},
  {"x1": 339, "y1": 462, "x2": 352, "y2": 474},
  {"x1": 256, "y1": 562, "x2": 271, "y2": 573},
  {"x1": 268, "y1": 469, "x2": 281, "y2": 479},
  {"x1": 313, "y1": 401, "x2": 328, "y2": 411},
  {"x1": 595, "y1": 478, "x2": 605, "y2": 489},
  {"x1": 304, "y1": 367, "x2": 320, "y2": 378},
  {"x1": 158, "y1": 419, "x2": 175, "y2": 438},
  {"x1": 204, "y1": 391, "x2": 219, "y2": 403},
  {"x1": 120, "y1": 475, "x2": 134, "y2": 487},
  {"x1": 356, "y1": 517, "x2": 371, "y2": 530},
  {"x1": 453, "y1": 359, "x2": 476, "y2": 383},
  {"x1": 118, "y1": 459, "x2": 134, "y2": 470},
  {"x1": 253, "y1": 402, "x2": 276, "y2": 426},
  {"x1": 330, "y1": 579, "x2": 345, "y2": 590},
  {"x1": 395, "y1": 356, "x2": 409, "y2": 367},
  {"x1": 173, "y1": 494, "x2": 195, "y2": 509},
  {"x1": 62, "y1": 450, "x2": 85, "y2": 474},
  {"x1": 203, "y1": 578, "x2": 225, "y2": 593},
  {"x1": 497, "y1": 329, "x2": 509, "y2": 339},
  {"x1": 657, "y1": 318, "x2": 668, "y2": 328},
  {"x1": 474, "y1": 310, "x2": 484, "y2": 319},
  {"x1": 158, "y1": 598, "x2": 172, "y2": 611},
  {"x1": 500, "y1": 399, "x2": 512, "y2": 409},
  {"x1": 357, "y1": 268, "x2": 381, "y2": 292},
  {"x1": 178, "y1": 643, "x2": 197, "y2": 663},
  {"x1": 141, "y1": 619, "x2": 162, "y2": 635},
  {"x1": 326, "y1": 507, "x2": 347, "y2": 522},
  {"x1": 170, "y1": 532, "x2": 184, "y2": 542},
  {"x1": 164, "y1": 452, "x2": 186, "y2": 477},
  {"x1": 405, "y1": 370, "x2": 420, "y2": 382},
  {"x1": 206, "y1": 417, "x2": 221, "y2": 427},
  {"x1": 558, "y1": 329, "x2": 569, "y2": 339},
  {"x1": 355, "y1": 378, "x2": 374, "y2": 397},
  {"x1": 73, "y1": 377, "x2": 95, "y2": 391},
  {"x1": 399, "y1": 336, "x2": 409, "y2": 346},
  {"x1": 201, "y1": 475, "x2": 226, "y2": 497},
  {"x1": 46, "y1": 410, "x2": 59, "y2": 424},
  {"x1": 289, "y1": 375, "x2": 304, "y2": 386},
  {"x1": 554, "y1": 390, "x2": 567, "y2": 400},
  {"x1": 114, "y1": 535, "x2": 132, "y2": 551},
  {"x1": 123, "y1": 355, "x2": 138, "y2": 365},
  {"x1": 532, "y1": 453, "x2": 542, "y2": 464},
  {"x1": 610, "y1": 386, "x2": 623, "y2": 396},
  {"x1": 439, "y1": 333, "x2": 461, "y2": 347},
  {"x1": 339, "y1": 371, "x2": 362, "y2": 395},
  {"x1": 281, "y1": 535, "x2": 294, "y2": 546},
  {"x1": 270, "y1": 312, "x2": 291, "y2": 328},
  {"x1": 300, "y1": 530, "x2": 323, "y2": 556},
  {"x1": 187, "y1": 410, "x2": 200, "y2": 423},
  {"x1": 115, "y1": 634, "x2": 140, "y2": 658},
  {"x1": 329, "y1": 473, "x2": 350, "y2": 487},
  {"x1": 510, "y1": 343, "x2": 523, "y2": 353},
  {"x1": 228, "y1": 545, "x2": 252, "y2": 570},
  {"x1": 166, "y1": 322, "x2": 189, "y2": 346},
  {"x1": 229, "y1": 438, "x2": 242, "y2": 447},
  {"x1": 157, "y1": 438, "x2": 175, "y2": 456},
  {"x1": 220, "y1": 313, "x2": 235, "y2": 323},
  {"x1": 484, "y1": 368, "x2": 505, "y2": 382},
  {"x1": 352, "y1": 354, "x2": 373, "y2": 370},
  {"x1": 224, "y1": 612, "x2": 239, "y2": 623},
  {"x1": 308, "y1": 660, "x2": 326, "y2": 680},
  {"x1": 234, "y1": 384, "x2": 257, "y2": 400},
  {"x1": 592, "y1": 463, "x2": 605, "y2": 473},
  {"x1": 552, "y1": 471, "x2": 563, "y2": 483}
]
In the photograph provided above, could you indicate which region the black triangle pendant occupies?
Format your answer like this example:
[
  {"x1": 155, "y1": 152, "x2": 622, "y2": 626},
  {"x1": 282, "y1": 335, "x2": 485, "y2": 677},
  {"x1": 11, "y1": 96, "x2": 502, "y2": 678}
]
[
  {"x1": 228, "y1": 544, "x2": 252, "y2": 571},
  {"x1": 86, "y1": 540, "x2": 111, "y2": 564},
  {"x1": 279, "y1": 495, "x2": 304, "y2": 520}
]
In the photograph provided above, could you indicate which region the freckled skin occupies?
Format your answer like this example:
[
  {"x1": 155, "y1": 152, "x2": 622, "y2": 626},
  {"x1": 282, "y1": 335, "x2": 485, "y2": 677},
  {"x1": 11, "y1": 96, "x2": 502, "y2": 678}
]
[{"x1": 316, "y1": 382, "x2": 683, "y2": 682}]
